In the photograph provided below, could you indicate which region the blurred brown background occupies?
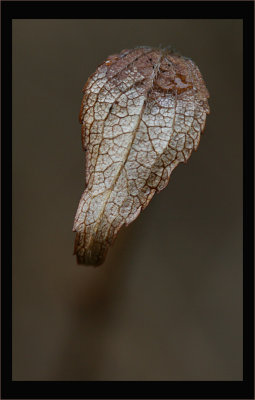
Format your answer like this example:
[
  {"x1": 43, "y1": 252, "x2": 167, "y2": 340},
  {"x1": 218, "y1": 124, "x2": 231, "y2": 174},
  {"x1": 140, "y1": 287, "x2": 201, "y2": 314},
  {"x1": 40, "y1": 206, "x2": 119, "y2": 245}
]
[{"x1": 12, "y1": 19, "x2": 242, "y2": 381}]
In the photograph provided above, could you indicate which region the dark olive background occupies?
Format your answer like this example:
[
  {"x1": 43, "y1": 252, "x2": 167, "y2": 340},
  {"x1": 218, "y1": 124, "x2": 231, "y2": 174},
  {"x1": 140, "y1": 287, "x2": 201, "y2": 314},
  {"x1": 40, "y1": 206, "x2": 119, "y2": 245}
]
[{"x1": 12, "y1": 19, "x2": 242, "y2": 380}]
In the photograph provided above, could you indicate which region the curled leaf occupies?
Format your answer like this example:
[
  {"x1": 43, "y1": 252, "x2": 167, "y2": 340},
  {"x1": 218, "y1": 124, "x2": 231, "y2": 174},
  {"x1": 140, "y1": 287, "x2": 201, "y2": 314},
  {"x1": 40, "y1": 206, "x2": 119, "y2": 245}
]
[{"x1": 73, "y1": 46, "x2": 210, "y2": 266}]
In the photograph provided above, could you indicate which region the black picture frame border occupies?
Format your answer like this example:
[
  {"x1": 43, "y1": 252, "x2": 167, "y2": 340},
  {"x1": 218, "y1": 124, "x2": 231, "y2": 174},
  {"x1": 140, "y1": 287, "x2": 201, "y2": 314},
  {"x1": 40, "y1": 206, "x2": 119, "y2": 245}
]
[{"x1": 1, "y1": 1, "x2": 254, "y2": 399}]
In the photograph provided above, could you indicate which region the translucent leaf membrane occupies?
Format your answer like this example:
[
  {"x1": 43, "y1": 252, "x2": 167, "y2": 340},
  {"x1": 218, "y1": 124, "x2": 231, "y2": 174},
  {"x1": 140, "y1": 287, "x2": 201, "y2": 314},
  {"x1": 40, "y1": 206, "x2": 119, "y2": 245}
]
[{"x1": 73, "y1": 46, "x2": 210, "y2": 266}]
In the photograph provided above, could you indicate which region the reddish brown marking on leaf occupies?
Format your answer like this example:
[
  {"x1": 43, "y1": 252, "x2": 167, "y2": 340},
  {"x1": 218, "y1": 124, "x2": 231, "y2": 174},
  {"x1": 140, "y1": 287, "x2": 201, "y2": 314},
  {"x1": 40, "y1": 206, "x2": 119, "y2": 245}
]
[{"x1": 73, "y1": 46, "x2": 210, "y2": 266}]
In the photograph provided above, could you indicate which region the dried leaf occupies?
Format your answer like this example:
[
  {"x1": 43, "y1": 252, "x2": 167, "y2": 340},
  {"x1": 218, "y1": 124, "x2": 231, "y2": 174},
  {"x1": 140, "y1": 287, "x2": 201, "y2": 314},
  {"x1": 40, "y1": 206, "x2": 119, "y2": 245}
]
[{"x1": 73, "y1": 46, "x2": 210, "y2": 266}]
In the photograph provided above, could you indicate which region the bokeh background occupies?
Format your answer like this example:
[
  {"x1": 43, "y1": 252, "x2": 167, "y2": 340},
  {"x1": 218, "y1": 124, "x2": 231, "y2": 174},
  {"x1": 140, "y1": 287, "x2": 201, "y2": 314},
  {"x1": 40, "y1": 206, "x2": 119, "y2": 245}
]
[{"x1": 12, "y1": 19, "x2": 242, "y2": 380}]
